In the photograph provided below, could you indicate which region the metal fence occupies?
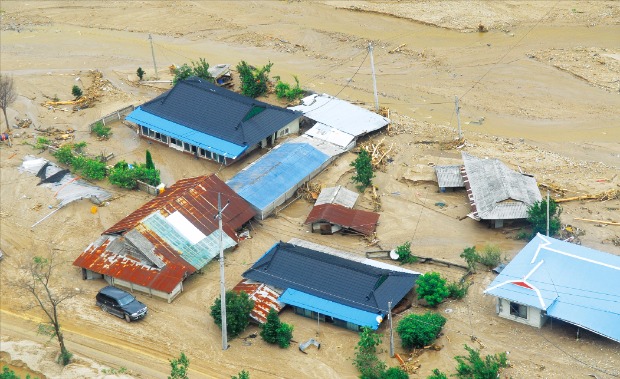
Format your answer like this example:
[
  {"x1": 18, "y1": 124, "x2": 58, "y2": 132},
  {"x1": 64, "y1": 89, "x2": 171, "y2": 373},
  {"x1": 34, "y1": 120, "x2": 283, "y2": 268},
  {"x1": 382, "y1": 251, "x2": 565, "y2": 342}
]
[{"x1": 88, "y1": 105, "x2": 136, "y2": 131}]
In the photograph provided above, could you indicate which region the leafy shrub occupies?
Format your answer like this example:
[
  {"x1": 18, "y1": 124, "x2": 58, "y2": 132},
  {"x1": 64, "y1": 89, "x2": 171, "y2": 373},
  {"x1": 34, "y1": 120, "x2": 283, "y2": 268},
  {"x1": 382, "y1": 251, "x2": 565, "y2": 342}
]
[
  {"x1": 427, "y1": 369, "x2": 448, "y2": 379},
  {"x1": 396, "y1": 312, "x2": 446, "y2": 349},
  {"x1": 416, "y1": 272, "x2": 450, "y2": 307},
  {"x1": 173, "y1": 58, "x2": 214, "y2": 85},
  {"x1": 53, "y1": 145, "x2": 74, "y2": 165},
  {"x1": 460, "y1": 246, "x2": 478, "y2": 272},
  {"x1": 274, "y1": 76, "x2": 304, "y2": 101},
  {"x1": 446, "y1": 281, "x2": 469, "y2": 300},
  {"x1": 395, "y1": 241, "x2": 417, "y2": 264},
  {"x1": 231, "y1": 371, "x2": 250, "y2": 379},
  {"x1": 380, "y1": 367, "x2": 409, "y2": 379},
  {"x1": 210, "y1": 291, "x2": 254, "y2": 338},
  {"x1": 353, "y1": 327, "x2": 386, "y2": 379},
  {"x1": 478, "y1": 245, "x2": 502, "y2": 268},
  {"x1": 80, "y1": 159, "x2": 107, "y2": 180},
  {"x1": 351, "y1": 148, "x2": 374, "y2": 190},
  {"x1": 145, "y1": 149, "x2": 155, "y2": 170},
  {"x1": 261, "y1": 308, "x2": 293, "y2": 348},
  {"x1": 71, "y1": 85, "x2": 82, "y2": 99},
  {"x1": 237, "y1": 60, "x2": 273, "y2": 98},
  {"x1": 92, "y1": 121, "x2": 112, "y2": 139},
  {"x1": 527, "y1": 198, "x2": 561, "y2": 238},
  {"x1": 108, "y1": 161, "x2": 160, "y2": 189},
  {"x1": 34, "y1": 137, "x2": 50, "y2": 150},
  {"x1": 169, "y1": 352, "x2": 189, "y2": 379},
  {"x1": 136, "y1": 67, "x2": 145, "y2": 80},
  {"x1": 73, "y1": 141, "x2": 87, "y2": 153},
  {"x1": 276, "y1": 323, "x2": 294, "y2": 348},
  {"x1": 133, "y1": 165, "x2": 160, "y2": 186},
  {"x1": 454, "y1": 344, "x2": 508, "y2": 379}
]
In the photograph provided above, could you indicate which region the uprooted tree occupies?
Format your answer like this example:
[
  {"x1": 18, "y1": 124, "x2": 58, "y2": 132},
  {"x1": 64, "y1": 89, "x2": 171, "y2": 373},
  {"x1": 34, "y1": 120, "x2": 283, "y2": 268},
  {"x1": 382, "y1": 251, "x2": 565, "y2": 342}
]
[
  {"x1": 0, "y1": 74, "x2": 18, "y2": 133},
  {"x1": 15, "y1": 252, "x2": 78, "y2": 366}
]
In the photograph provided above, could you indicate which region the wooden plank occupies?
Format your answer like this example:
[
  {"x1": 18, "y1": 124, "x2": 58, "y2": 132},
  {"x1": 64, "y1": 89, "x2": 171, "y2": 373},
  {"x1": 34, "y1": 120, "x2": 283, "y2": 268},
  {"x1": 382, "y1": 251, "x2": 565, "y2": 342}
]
[{"x1": 574, "y1": 217, "x2": 620, "y2": 226}]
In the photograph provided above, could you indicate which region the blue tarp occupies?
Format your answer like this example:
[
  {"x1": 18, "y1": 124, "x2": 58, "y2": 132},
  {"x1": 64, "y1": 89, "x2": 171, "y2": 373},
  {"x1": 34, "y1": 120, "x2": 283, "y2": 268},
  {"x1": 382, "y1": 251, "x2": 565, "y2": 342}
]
[
  {"x1": 126, "y1": 107, "x2": 247, "y2": 158},
  {"x1": 279, "y1": 288, "x2": 383, "y2": 330},
  {"x1": 485, "y1": 234, "x2": 620, "y2": 343},
  {"x1": 226, "y1": 142, "x2": 329, "y2": 213}
]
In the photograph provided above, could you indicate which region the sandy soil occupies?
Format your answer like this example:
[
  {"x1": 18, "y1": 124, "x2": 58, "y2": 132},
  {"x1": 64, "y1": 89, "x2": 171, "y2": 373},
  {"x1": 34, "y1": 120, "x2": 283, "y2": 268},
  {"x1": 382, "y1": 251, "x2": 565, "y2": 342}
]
[{"x1": 1, "y1": 1, "x2": 619, "y2": 378}]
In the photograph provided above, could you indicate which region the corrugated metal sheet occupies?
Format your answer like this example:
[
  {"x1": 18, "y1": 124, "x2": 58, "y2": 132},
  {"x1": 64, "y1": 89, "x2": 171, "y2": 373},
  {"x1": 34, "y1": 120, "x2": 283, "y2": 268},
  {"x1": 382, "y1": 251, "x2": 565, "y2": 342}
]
[
  {"x1": 461, "y1": 153, "x2": 541, "y2": 220},
  {"x1": 232, "y1": 279, "x2": 284, "y2": 324},
  {"x1": 305, "y1": 203, "x2": 379, "y2": 236},
  {"x1": 305, "y1": 122, "x2": 355, "y2": 150},
  {"x1": 289, "y1": 93, "x2": 390, "y2": 138},
  {"x1": 485, "y1": 234, "x2": 620, "y2": 343},
  {"x1": 315, "y1": 186, "x2": 359, "y2": 208},
  {"x1": 227, "y1": 139, "x2": 341, "y2": 219},
  {"x1": 434, "y1": 165, "x2": 465, "y2": 188},
  {"x1": 105, "y1": 175, "x2": 256, "y2": 237}
]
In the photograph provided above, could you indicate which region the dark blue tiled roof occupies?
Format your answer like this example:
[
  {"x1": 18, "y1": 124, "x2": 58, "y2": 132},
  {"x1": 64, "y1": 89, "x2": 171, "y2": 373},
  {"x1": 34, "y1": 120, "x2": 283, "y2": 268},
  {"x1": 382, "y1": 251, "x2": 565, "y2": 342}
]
[
  {"x1": 243, "y1": 242, "x2": 418, "y2": 314},
  {"x1": 139, "y1": 77, "x2": 302, "y2": 147}
]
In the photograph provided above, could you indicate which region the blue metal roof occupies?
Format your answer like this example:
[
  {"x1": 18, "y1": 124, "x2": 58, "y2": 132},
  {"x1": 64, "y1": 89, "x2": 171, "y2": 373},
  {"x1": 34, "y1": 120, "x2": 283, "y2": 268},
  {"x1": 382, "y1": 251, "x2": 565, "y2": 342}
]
[
  {"x1": 485, "y1": 234, "x2": 620, "y2": 343},
  {"x1": 126, "y1": 107, "x2": 247, "y2": 158},
  {"x1": 280, "y1": 288, "x2": 383, "y2": 330},
  {"x1": 226, "y1": 142, "x2": 329, "y2": 211},
  {"x1": 243, "y1": 242, "x2": 418, "y2": 316},
  {"x1": 134, "y1": 77, "x2": 301, "y2": 148}
]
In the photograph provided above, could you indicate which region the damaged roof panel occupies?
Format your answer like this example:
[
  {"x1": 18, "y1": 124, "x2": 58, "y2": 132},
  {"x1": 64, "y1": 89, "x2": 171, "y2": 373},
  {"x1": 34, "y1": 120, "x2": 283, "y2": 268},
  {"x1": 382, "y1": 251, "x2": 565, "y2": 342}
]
[
  {"x1": 232, "y1": 279, "x2": 284, "y2": 324},
  {"x1": 305, "y1": 203, "x2": 380, "y2": 236}
]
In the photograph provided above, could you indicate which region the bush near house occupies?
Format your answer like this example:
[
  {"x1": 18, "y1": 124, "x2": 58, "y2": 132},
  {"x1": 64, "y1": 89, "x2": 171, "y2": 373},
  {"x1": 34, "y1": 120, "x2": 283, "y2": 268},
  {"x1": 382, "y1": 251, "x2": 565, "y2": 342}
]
[
  {"x1": 92, "y1": 121, "x2": 112, "y2": 139},
  {"x1": 454, "y1": 345, "x2": 508, "y2": 379},
  {"x1": 396, "y1": 312, "x2": 446, "y2": 349},
  {"x1": 274, "y1": 75, "x2": 304, "y2": 101},
  {"x1": 237, "y1": 61, "x2": 273, "y2": 98},
  {"x1": 108, "y1": 160, "x2": 160, "y2": 189},
  {"x1": 210, "y1": 291, "x2": 254, "y2": 338},
  {"x1": 260, "y1": 308, "x2": 294, "y2": 348},
  {"x1": 416, "y1": 272, "x2": 450, "y2": 307},
  {"x1": 527, "y1": 198, "x2": 561, "y2": 238},
  {"x1": 394, "y1": 241, "x2": 417, "y2": 265},
  {"x1": 51, "y1": 143, "x2": 107, "y2": 181},
  {"x1": 351, "y1": 148, "x2": 374, "y2": 191}
]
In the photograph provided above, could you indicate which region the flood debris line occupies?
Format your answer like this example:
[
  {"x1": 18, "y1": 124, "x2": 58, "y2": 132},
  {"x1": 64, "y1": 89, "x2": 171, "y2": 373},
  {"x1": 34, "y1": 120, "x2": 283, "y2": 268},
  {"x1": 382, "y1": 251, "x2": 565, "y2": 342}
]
[
  {"x1": 555, "y1": 189, "x2": 620, "y2": 203},
  {"x1": 19, "y1": 155, "x2": 112, "y2": 227},
  {"x1": 357, "y1": 138, "x2": 394, "y2": 172},
  {"x1": 41, "y1": 70, "x2": 107, "y2": 111}
]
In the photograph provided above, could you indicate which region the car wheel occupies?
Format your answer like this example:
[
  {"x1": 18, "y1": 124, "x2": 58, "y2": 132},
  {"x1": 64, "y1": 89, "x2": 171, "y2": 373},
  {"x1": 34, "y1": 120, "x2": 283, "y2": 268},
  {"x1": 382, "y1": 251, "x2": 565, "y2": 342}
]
[{"x1": 124, "y1": 313, "x2": 131, "y2": 323}]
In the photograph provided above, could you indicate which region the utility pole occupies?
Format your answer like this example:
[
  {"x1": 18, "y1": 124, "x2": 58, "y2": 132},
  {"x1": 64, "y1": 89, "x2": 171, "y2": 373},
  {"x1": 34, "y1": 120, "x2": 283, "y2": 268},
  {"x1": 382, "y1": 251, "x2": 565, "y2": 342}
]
[
  {"x1": 215, "y1": 193, "x2": 230, "y2": 350},
  {"x1": 455, "y1": 96, "x2": 462, "y2": 140},
  {"x1": 546, "y1": 190, "x2": 550, "y2": 236},
  {"x1": 388, "y1": 301, "x2": 394, "y2": 358},
  {"x1": 148, "y1": 34, "x2": 159, "y2": 80},
  {"x1": 368, "y1": 43, "x2": 379, "y2": 112}
]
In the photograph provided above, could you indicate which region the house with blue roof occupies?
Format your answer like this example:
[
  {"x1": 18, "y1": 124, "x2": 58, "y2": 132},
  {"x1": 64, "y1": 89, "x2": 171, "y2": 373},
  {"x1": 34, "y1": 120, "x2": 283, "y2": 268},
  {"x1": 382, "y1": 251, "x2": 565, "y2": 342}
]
[
  {"x1": 242, "y1": 240, "x2": 419, "y2": 331},
  {"x1": 125, "y1": 77, "x2": 302, "y2": 165},
  {"x1": 485, "y1": 234, "x2": 620, "y2": 342}
]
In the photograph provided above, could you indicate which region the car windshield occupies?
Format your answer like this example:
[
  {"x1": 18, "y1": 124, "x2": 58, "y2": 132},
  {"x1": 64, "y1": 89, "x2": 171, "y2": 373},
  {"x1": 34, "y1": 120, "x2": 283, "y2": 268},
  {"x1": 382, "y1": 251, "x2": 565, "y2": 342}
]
[{"x1": 117, "y1": 294, "x2": 135, "y2": 306}]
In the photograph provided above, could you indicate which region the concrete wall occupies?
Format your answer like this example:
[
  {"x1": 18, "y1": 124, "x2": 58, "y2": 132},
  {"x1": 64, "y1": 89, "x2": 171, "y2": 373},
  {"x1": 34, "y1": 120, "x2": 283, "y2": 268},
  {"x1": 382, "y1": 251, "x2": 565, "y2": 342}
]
[
  {"x1": 496, "y1": 297, "x2": 548, "y2": 328},
  {"x1": 100, "y1": 274, "x2": 183, "y2": 303}
]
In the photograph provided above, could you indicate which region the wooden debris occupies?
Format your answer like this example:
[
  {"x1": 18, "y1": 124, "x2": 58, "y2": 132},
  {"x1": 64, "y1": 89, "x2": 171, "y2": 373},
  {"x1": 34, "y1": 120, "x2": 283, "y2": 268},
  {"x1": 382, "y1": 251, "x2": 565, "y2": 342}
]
[
  {"x1": 14, "y1": 117, "x2": 33, "y2": 128},
  {"x1": 388, "y1": 43, "x2": 407, "y2": 54},
  {"x1": 556, "y1": 189, "x2": 620, "y2": 203},
  {"x1": 440, "y1": 138, "x2": 465, "y2": 150},
  {"x1": 41, "y1": 70, "x2": 106, "y2": 110},
  {"x1": 357, "y1": 138, "x2": 393, "y2": 172},
  {"x1": 574, "y1": 218, "x2": 620, "y2": 226},
  {"x1": 297, "y1": 181, "x2": 322, "y2": 202},
  {"x1": 394, "y1": 352, "x2": 421, "y2": 374},
  {"x1": 371, "y1": 185, "x2": 381, "y2": 212}
]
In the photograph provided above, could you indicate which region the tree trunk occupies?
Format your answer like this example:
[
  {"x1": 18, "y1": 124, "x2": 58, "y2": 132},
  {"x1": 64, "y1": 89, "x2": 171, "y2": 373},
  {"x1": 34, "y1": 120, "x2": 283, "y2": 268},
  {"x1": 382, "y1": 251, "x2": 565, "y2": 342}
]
[{"x1": 2, "y1": 107, "x2": 9, "y2": 133}]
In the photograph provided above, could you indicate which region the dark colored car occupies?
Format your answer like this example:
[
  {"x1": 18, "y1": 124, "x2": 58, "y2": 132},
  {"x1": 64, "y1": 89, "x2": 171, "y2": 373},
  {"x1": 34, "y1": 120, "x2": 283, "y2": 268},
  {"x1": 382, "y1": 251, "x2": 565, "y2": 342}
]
[{"x1": 96, "y1": 286, "x2": 148, "y2": 322}]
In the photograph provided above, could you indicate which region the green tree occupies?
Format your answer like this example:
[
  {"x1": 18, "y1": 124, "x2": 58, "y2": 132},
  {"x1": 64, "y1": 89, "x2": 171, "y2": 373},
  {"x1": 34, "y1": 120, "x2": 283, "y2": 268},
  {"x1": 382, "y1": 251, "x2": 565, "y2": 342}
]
[
  {"x1": 416, "y1": 272, "x2": 450, "y2": 307},
  {"x1": 53, "y1": 145, "x2": 74, "y2": 165},
  {"x1": 92, "y1": 121, "x2": 112, "y2": 139},
  {"x1": 380, "y1": 367, "x2": 408, "y2": 379},
  {"x1": 276, "y1": 323, "x2": 294, "y2": 348},
  {"x1": 478, "y1": 244, "x2": 502, "y2": 268},
  {"x1": 351, "y1": 148, "x2": 374, "y2": 191},
  {"x1": 260, "y1": 308, "x2": 281, "y2": 344},
  {"x1": 210, "y1": 291, "x2": 254, "y2": 338},
  {"x1": 173, "y1": 64, "x2": 193, "y2": 85},
  {"x1": 454, "y1": 345, "x2": 508, "y2": 379},
  {"x1": 446, "y1": 280, "x2": 469, "y2": 300},
  {"x1": 396, "y1": 312, "x2": 446, "y2": 349},
  {"x1": 236, "y1": 61, "x2": 273, "y2": 98},
  {"x1": 168, "y1": 352, "x2": 189, "y2": 379},
  {"x1": 274, "y1": 75, "x2": 304, "y2": 101},
  {"x1": 71, "y1": 85, "x2": 83, "y2": 99},
  {"x1": 231, "y1": 371, "x2": 250, "y2": 379},
  {"x1": 353, "y1": 327, "x2": 386, "y2": 379},
  {"x1": 426, "y1": 368, "x2": 448, "y2": 379},
  {"x1": 173, "y1": 58, "x2": 215, "y2": 85},
  {"x1": 527, "y1": 198, "x2": 561, "y2": 238},
  {"x1": 395, "y1": 241, "x2": 417, "y2": 264},
  {"x1": 136, "y1": 67, "x2": 145, "y2": 81},
  {"x1": 459, "y1": 246, "x2": 478, "y2": 272},
  {"x1": 145, "y1": 149, "x2": 155, "y2": 170}
]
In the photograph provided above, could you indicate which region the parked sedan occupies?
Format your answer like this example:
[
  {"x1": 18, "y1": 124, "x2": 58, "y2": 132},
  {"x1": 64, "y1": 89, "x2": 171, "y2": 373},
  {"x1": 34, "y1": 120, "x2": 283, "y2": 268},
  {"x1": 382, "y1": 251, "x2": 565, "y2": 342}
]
[{"x1": 96, "y1": 286, "x2": 148, "y2": 322}]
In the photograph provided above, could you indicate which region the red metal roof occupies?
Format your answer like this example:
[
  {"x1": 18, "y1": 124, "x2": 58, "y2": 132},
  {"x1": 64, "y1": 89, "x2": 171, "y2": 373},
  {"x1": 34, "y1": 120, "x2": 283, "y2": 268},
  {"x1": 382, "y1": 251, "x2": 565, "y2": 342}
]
[
  {"x1": 105, "y1": 175, "x2": 256, "y2": 240},
  {"x1": 74, "y1": 175, "x2": 256, "y2": 294},
  {"x1": 73, "y1": 234, "x2": 195, "y2": 293},
  {"x1": 232, "y1": 279, "x2": 283, "y2": 324},
  {"x1": 305, "y1": 203, "x2": 379, "y2": 236}
]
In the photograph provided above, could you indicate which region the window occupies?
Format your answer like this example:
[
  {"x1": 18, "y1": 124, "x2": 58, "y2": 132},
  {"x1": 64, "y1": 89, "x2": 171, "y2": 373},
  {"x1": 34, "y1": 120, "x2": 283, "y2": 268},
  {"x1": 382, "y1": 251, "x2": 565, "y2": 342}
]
[
  {"x1": 509, "y1": 302, "x2": 527, "y2": 319},
  {"x1": 141, "y1": 126, "x2": 149, "y2": 135},
  {"x1": 191, "y1": 145, "x2": 197, "y2": 154},
  {"x1": 183, "y1": 142, "x2": 190, "y2": 152}
]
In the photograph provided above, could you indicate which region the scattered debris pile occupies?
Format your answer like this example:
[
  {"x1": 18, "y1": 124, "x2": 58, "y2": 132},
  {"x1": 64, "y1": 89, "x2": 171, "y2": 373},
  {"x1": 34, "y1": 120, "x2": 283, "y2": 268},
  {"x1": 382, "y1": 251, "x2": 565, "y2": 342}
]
[
  {"x1": 555, "y1": 189, "x2": 620, "y2": 203},
  {"x1": 440, "y1": 137, "x2": 465, "y2": 150},
  {"x1": 297, "y1": 181, "x2": 323, "y2": 202},
  {"x1": 357, "y1": 138, "x2": 393, "y2": 172},
  {"x1": 14, "y1": 117, "x2": 33, "y2": 129},
  {"x1": 34, "y1": 126, "x2": 75, "y2": 142},
  {"x1": 41, "y1": 70, "x2": 107, "y2": 111}
]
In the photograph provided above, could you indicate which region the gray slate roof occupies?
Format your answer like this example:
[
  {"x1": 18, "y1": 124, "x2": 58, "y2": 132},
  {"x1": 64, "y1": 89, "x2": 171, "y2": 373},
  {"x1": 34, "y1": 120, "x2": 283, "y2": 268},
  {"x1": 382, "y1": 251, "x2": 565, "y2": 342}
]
[
  {"x1": 140, "y1": 77, "x2": 301, "y2": 147},
  {"x1": 462, "y1": 152, "x2": 542, "y2": 220},
  {"x1": 242, "y1": 242, "x2": 418, "y2": 314},
  {"x1": 315, "y1": 186, "x2": 359, "y2": 208},
  {"x1": 435, "y1": 165, "x2": 465, "y2": 188}
]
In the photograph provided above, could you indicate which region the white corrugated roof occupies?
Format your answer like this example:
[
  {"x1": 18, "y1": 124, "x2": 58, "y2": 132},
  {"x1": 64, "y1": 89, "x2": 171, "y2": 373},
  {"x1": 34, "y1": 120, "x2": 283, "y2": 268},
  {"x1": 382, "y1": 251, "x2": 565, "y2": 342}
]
[
  {"x1": 315, "y1": 186, "x2": 359, "y2": 208},
  {"x1": 305, "y1": 122, "x2": 355, "y2": 149},
  {"x1": 290, "y1": 93, "x2": 390, "y2": 137}
]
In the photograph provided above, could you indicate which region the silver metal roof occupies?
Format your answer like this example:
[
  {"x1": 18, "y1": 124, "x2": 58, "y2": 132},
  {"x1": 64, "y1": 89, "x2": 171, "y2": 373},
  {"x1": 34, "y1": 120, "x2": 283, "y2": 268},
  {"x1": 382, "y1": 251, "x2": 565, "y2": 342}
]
[
  {"x1": 435, "y1": 165, "x2": 465, "y2": 188},
  {"x1": 315, "y1": 186, "x2": 359, "y2": 208},
  {"x1": 462, "y1": 152, "x2": 542, "y2": 220}
]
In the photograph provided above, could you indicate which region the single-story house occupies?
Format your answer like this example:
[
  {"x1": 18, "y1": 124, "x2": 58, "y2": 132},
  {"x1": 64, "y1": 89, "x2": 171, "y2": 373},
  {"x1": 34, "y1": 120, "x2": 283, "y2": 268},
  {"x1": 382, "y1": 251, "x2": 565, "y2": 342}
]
[
  {"x1": 125, "y1": 77, "x2": 302, "y2": 165},
  {"x1": 242, "y1": 239, "x2": 419, "y2": 331},
  {"x1": 232, "y1": 279, "x2": 284, "y2": 324},
  {"x1": 289, "y1": 93, "x2": 390, "y2": 151},
  {"x1": 227, "y1": 135, "x2": 345, "y2": 219},
  {"x1": 485, "y1": 234, "x2": 620, "y2": 342},
  {"x1": 460, "y1": 152, "x2": 541, "y2": 228},
  {"x1": 73, "y1": 175, "x2": 256, "y2": 302},
  {"x1": 434, "y1": 165, "x2": 464, "y2": 192}
]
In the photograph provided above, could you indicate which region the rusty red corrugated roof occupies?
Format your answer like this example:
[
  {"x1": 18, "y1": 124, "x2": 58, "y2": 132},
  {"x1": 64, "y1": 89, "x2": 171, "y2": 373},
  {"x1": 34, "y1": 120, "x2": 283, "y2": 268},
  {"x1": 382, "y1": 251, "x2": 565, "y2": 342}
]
[
  {"x1": 305, "y1": 203, "x2": 379, "y2": 236},
  {"x1": 105, "y1": 175, "x2": 256, "y2": 239},
  {"x1": 232, "y1": 279, "x2": 283, "y2": 324}
]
